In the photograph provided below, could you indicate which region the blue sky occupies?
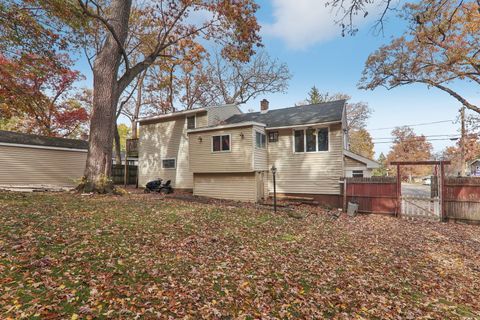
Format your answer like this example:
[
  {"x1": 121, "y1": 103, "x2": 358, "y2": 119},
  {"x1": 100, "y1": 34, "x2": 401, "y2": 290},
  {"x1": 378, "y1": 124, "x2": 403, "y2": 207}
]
[{"x1": 75, "y1": 0, "x2": 478, "y2": 158}]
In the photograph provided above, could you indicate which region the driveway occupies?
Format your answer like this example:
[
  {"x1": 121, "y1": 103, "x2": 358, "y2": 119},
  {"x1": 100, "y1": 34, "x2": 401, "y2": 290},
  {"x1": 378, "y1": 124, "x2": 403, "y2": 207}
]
[{"x1": 402, "y1": 183, "x2": 431, "y2": 197}]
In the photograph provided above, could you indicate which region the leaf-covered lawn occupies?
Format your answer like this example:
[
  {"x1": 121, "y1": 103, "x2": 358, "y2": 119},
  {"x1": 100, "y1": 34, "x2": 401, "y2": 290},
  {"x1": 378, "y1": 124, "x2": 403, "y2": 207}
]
[{"x1": 1, "y1": 192, "x2": 479, "y2": 319}]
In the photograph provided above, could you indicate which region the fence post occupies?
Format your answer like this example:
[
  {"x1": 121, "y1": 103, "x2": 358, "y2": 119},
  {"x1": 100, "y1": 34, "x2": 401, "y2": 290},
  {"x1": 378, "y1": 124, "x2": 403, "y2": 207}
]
[
  {"x1": 396, "y1": 165, "x2": 401, "y2": 217},
  {"x1": 440, "y1": 162, "x2": 446, "y2": 222}
]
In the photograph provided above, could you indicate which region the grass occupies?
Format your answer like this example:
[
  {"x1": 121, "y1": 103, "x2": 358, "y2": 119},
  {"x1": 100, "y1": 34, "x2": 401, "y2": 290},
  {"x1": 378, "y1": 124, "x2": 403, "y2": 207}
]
[{"x1": 0, "y1": 191, "x2": 479, "y2": 319}]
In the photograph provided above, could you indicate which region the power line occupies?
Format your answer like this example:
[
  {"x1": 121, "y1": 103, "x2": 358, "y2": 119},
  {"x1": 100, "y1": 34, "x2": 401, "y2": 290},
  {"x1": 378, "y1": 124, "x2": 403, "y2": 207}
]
[
  {"x1": 369, "y1": 120, "x2": 455, "y2": 131},
  {"x1": 372, "y1": 134, "x2": 460, "y2": 140},
  {"x1": 373, "y1": 137, "x2": 459, "y2": 144}
]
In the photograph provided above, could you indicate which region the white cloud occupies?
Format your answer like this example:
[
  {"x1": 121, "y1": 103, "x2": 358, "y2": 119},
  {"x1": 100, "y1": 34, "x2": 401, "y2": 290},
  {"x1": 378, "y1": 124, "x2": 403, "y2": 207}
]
[{"x1": 262, "y1": 0, "x2": 378, "y2": 50}]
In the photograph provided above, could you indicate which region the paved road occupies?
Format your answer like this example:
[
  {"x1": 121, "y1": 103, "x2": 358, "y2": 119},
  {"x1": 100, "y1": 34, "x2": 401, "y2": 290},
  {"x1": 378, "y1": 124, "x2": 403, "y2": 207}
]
[{"x1": 402, "y1": 183, "x2": 431, "y2": 197}]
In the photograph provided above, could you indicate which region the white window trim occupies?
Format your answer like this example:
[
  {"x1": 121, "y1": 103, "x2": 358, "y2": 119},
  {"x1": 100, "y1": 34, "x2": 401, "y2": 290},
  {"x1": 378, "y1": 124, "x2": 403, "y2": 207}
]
[
  {"x1": 162, "y1": 158, "x2": 176, "y2": 169},
  {"x1": 255, "y1": 130, "x2": 267, "y2": 149},
  {"x1": 211, "y1": 134, "x2": 231, "y2": 153},
  {"x1": 292, "y1": 126, "x2": 330, "y2": 154},
  {"x1": 268, "y1": 131, "x2": 279, "y2": 143},
  {"x1": 186, "y1": 115, "x2": 196, "y2": 129}
]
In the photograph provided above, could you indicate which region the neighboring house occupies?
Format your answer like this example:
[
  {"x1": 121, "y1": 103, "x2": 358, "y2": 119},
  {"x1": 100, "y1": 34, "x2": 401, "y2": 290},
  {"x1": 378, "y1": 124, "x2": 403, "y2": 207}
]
[
  {"x1": 344, "y1": 150, "x2": 379, "y2": 178},
  {"x1": 468, "y1": 159, "x2": 480, "y2": 176},
  {"x1": 138, "y1": 100, "x2": 379, "y2": 207},
  {"x1": 0, "y1": 130, "x2": 88, "y2": 187}
]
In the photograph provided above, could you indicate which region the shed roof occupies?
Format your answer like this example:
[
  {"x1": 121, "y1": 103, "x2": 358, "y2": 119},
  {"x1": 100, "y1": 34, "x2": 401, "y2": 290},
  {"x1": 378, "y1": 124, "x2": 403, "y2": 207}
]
[
  {"x1": 0, "y1": 130, "x2": 88, "y2": 150},
  {"x1": 225, "y1": 100, "x2": 346, "y2": 128}
]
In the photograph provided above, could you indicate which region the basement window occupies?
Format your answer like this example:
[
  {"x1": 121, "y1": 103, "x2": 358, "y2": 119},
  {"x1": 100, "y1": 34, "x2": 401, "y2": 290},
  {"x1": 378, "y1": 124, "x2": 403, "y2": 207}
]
[{"x1": 162, "y1": 158, "x2": 176, "y2": 169}]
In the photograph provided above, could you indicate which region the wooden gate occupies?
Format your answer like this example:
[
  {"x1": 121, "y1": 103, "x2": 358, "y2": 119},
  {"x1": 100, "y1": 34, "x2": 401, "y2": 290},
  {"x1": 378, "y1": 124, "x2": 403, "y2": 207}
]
[
  {"x1": 345, "y1": 177, "x2": 398, "y2": 215},
  {"x1": 401, "y1": 196, "x2": 441, "y2": 221}
]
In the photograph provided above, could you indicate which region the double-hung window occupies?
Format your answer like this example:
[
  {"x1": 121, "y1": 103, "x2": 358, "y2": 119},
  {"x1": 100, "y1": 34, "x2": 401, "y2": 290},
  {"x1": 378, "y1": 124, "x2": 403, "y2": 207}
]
[
  {"x1": 186, "y1": 115, "x2": 196, "y2": 129},
  {"x1": 212, "y1": 135, "x2": 230, "y2": 152},
  {"x1": 294, "y1": 127, "x2": 329, "y2": 153},
  {"x1": 256, "y1": 131, "x2": 266, "y2": 148}
]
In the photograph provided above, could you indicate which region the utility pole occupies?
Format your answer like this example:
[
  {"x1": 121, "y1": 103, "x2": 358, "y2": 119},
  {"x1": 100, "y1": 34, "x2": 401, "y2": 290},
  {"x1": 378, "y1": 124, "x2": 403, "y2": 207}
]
[{"x1": 460, "y1": 105, "x2": 466, "y2": 176}]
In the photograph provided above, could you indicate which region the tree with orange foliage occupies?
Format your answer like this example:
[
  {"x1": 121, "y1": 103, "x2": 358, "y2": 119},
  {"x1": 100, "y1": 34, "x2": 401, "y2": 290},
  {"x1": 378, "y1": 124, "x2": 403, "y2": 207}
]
[
  {"x1": 387, "y1": 126, "x2": 433, "y2": 181},
  {"x1": 442, "y1": 134, "x2": 480, "y2": 176}
]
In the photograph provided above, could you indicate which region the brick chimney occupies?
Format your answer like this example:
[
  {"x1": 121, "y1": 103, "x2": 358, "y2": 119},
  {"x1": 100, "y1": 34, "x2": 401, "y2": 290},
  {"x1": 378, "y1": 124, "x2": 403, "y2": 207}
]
[{"x1": 260, "y1": 99, "x2": 269, "y2": 113}]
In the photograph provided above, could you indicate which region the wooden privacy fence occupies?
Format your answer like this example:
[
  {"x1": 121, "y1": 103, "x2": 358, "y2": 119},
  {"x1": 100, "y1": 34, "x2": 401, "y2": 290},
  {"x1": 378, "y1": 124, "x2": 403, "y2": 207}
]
[
  {"x1": 445, "y1": 177, "x2": 480, "y2": 223},
  {"x1": 345, "y1": 177, "x2": 398, "y2": 215},
  {"x1": 112, "y1": 165, "x2": 138, "y2": 185}
]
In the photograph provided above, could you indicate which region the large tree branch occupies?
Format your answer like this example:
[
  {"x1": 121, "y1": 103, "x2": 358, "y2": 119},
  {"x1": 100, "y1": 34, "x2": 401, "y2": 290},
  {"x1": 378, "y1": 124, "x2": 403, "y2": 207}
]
[
  {"x1": 77, "y1": 0, "x2": 130, "y2": 71},
  {"x1": 419, "y1": 79, "x2": 480, "y2": 114}
]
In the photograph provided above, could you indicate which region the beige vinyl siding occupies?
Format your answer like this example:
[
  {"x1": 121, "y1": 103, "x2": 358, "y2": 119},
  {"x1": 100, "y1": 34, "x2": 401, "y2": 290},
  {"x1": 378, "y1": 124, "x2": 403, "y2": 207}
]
[
  {"x1": 253, "y1": 126, "x2": 268, "y2": 171},
  {"x1": 0, "y1": 145, "x2": 86, "y2": 186},
  {"x1": 207, "y1": 105, "x2": 241, "y2": 126},
  {"x1": 344, "y1": 156, "x2": 365, "y2": 167},
  {"x1": 193, "y1": 172, "x2": 257, "y2": 202},
  {"x1": 188, "y1": 126, "x2": 254, "y2": 173},
  {"x1": 195, "y1": 113, "x2": 208, "y2": 128},
  {"x1": 138, "y1": 113, "x2": 207, "y2": 188},
  {"x1": 267, "y1": 123, "x2": 344, "y2": 195}
]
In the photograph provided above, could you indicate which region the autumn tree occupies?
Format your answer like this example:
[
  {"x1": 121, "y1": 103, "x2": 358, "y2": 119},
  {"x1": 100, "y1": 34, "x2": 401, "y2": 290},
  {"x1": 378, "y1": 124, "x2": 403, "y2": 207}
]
[
  {"x1": 0, "y1": 54, "x2": 89, "y2": 137},
  {"x1": 349, "y1": 128, "x2": 374, "y2": 158},
  {"x1": 204, "y1": 50, "x2": 291, "y2": 105},
  {"x1": 387, "y1": 126, "x2": 433, "y2": 180},
  {"x1": 359, "y1": 1, "x2": 480, "y2": 115},
  {"x1": 442, "y1": 133, "x2": 480, "y2": 176},
  {"x1": 76, "y1": 1, "x2": 261, "y2": 191}
]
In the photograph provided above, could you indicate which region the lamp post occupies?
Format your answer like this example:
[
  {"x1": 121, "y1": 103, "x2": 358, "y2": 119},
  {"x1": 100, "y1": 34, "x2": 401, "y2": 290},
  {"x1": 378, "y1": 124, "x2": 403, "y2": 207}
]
[{"x1": 271, "y1": 165, "x2": 277, "y2": 213}]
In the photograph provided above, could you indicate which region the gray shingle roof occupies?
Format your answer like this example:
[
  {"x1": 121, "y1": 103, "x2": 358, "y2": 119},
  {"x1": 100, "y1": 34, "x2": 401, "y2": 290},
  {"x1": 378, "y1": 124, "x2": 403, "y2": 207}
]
[
  {"x1": 225, "y1": 100, "x2": 346, "y2": 128},
  {"x1": 0, "y1": 130, "x2": 88, "y2": 150}
]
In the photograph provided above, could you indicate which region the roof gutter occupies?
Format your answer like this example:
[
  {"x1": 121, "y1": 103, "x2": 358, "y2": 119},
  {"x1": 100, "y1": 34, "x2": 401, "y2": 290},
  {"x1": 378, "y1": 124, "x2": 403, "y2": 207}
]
[
  {"x1": 138, "y1": 108, "x2": 207, "y2": 123},
  {"x1": 266, "y1": 120, "x2": 342, "y2": 130},
  {"x1": 187, "y1": 121, "x2": 266, "y2": 134},
  {"x1": 0, "y1": 142, "x2": 88, "y2": 152}
]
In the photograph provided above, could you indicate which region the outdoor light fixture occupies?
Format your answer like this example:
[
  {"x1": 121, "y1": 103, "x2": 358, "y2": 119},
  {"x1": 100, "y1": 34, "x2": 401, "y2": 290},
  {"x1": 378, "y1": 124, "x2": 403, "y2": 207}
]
[
  {"x1": 198, "y1": 136, "x2": 202, "y2": 142},
  {"x1": 240, "y1": 132, "x2": 245, "y2": 139}
]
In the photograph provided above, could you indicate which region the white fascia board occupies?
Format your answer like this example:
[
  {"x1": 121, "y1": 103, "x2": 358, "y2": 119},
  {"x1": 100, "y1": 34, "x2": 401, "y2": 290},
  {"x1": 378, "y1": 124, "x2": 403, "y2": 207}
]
[
  {"x1": 344, "y1": 149, "x2": 380, "y2": 169},
  {"x1": 0, "y1": 142, "x2": 88, "y2": 153}
]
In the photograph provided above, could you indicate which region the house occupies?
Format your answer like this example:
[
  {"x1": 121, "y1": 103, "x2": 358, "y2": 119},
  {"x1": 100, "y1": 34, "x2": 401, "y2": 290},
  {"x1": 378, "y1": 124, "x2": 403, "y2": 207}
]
[
  {"x1": 468, "y1": 159, "x2": 480, "y2": 176},
  {"x1": 0, "y1": 130, "x2": 88, "y2": 187},
  {"x1": 138, "y1": 100, "x2": 379, "y2": 206}
]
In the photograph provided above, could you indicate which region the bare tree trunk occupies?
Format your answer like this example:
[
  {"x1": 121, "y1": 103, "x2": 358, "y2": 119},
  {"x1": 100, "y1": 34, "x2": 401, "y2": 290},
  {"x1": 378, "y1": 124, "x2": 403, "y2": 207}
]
[
  {"x1": 82, "y1": 0, "x2": 132, "y2": 193},
  {"x1": 114, "y1": 122, "x2": 122, "y2": 165}
]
